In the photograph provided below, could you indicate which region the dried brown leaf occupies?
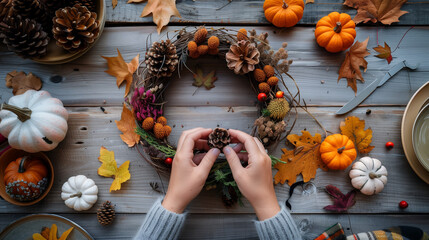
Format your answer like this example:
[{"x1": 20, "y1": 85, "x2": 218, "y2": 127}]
[
  {"x1": 373, "y1": 42, "x2": 392, "y2": 64},
  {"x1": 344, "y1": 0, "x2": 408, "y2": 25},
  {"x1": 140, "y1": 0, "x2": 181, "y2": 34},
  {"x1": 340, "y1": 116, "x2": 374, "y2": 154},
  {"x1": 115, "y1": 103, "x2": 140, "y2": 147},
  {"x1": 5, "y1": 71, "x2": 42, "y2": 95}
]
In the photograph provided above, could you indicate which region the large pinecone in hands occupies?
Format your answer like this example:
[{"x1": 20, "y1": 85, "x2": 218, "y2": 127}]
[
  {"x1": 145, "y1": 39, "x2": 179, "y2": 78},
  {"x1": 52, "y1": 4, "x2": 100, "y2": 53},
  {"x1": 0, "y1": 15, "x2": 49, "y2": 58},
  {"x1": 208, "y1": 128, "x2": 231, "y2": 150},
  {"x1": 0, "y1": 0, "x2": 13, "y2": 22},
  {"x1": 226, "y1": 40, "x2": 260, "y2": 75},
  {"x1": 13, "y1": 0, "x2": 50, "y2": 29}
]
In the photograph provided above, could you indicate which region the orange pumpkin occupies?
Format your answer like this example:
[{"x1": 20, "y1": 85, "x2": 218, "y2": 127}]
[
  {"x1": 315, "y1": 12, "x2": 356, "y2": 53},
  {"x1": 320, "y1": 134, "x2": 357, "y2": 170},
  {"x1": 4, "y1": 156, "x2": 48, "y2": 201},
  {"x1": 263, "y1": 0, "x2": 304, "y2": 28}
]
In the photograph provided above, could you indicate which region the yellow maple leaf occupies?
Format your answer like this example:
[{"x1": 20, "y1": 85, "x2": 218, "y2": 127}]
[
  {"x1": 274, "y1": 131, "x2": 327, "y2": 186},
  {"x1": 140, "y1": 0, "x2": 181, "y2": 34},
  {"x1": 98, "y1": 146, "x2": 131, "y2": 192},
  {"x1": 102, "y1": 49, "x2": 139, "y2": 97},
  {"x1": 32, "y1": 224, "x2": 73, "y2": 240},
  {"x1": 340, "y1": 116, "x2": 374, "y2": 154},
  {"x1": 115, "y1": 103, "x2": 140, "y2": 147}
]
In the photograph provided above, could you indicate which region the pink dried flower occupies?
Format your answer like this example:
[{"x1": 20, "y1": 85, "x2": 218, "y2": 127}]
[{"x1": 131, "y1": 87, "x2": 163, "y2": 122}]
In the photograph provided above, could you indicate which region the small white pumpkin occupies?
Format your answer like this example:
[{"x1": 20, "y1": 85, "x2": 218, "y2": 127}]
[
  {"x1": 0, "y1": 90, "x2": 68, "y2": 153},
  {"x1": 61, "y1": 175, "x2": 98, "y2": 211},
  {"x1": 349, "y1": 157, "x2": 388, "y2": 195}
]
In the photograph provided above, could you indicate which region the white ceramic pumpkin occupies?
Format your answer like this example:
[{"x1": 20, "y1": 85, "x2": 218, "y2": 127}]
[
  {"x1": 61, "y1": 175, "x2": 98, "y2": 211},
  {"x1": 0, "y1": 90, "x2": 68, "y2": 153},
  {"x1": 349, "y1": 157, "x2": 388, "y2": 195}
]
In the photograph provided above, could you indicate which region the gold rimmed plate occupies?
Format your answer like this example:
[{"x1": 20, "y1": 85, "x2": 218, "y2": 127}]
[
  {"x1": 401, "y1": 81, "x2": 429, "y2": 184},
  {"x1": 0, "y1": 214, "x2": 93, "y2": 240}
]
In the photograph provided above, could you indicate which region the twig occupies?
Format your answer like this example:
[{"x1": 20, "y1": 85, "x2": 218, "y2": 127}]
[
  {"x1": 216, "y1": 0, "x2": 232, "y2": 10},
  {"x1": 392, "y1": 26, "x2": 415, "y2": 53}
]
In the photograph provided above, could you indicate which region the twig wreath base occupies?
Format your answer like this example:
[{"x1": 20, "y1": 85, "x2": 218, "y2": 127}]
[{"x1": 128, "y1": 26, "x2": 309, "y2": 206}]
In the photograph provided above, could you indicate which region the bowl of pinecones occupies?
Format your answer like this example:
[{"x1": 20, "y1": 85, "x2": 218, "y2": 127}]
[{"x1": 0, "y1": 0, "x2": 105, "y2": 64}]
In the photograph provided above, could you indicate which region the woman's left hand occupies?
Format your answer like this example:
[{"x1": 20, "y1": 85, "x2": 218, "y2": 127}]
[{"x1": 162, "y1": 128, "x2": 221, "y2": 213}]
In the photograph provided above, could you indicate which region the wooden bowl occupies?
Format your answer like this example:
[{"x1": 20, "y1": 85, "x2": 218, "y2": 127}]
[
  {"x1": 0, "y1": 148, "x2": 54, "y2": 206},
  {"x1": 32, "y1": 0, "x2": 106, "y2": 64}
]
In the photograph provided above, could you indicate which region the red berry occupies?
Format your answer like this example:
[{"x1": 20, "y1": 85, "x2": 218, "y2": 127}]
[
  {"x1": 164, "y1": 157, "x2": 173, "y2": 165},
  {"x1": 399, "y1": 200, "x2": 408, "y2": 209},
  {"x1": 257, "y1": 93, "x2": 267, "y2": 102},
  {"x1": 386, "y1": 141, "x2": 394, "y2": 149},
  {"x1": 275, "y1": 91, "x2": 284, "y2": 98}
]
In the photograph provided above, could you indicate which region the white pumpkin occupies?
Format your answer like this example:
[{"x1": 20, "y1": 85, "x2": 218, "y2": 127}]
[
  {"x1": 349, "y1": 157, "x2": 388, "y2": 195},
  {"x1": 61, "y1": 175, "x2": 98, "y2": 211},
  {"x1": 0, "y1": 90, "x2": 68, "y2": 153}
]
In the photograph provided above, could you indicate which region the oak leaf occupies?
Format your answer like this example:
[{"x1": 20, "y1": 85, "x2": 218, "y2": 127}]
[
  {"x1": 340, "y1": 116, "x2": 374, "y2": 154},
  {"x1": 274, "y1": 131, "x2": 327, "y2": 186},
  {"x1": 5, "y1": 71, "x2": 42, "y2": 95},
  {"x1": 102, "y1": 49, "x2": 139, "y2": 97},
  {"x1": 323, "y1": 185, "x2": 356, "y2": 212},
  {"x1": 116, "y1": 103, "x2": 140, "y2": 147},
  {"x1": 344, "y1": 0, "x2": 408, "y2": 25},
  {"x1": 192, "y1": 67, "x2": 217, "y2": 90},
  {"x1": 373, "y1": 42, "x2": 392, "y2": 64},
  {"x1": 338, "y1": 37, "x2": 370, "y2": 95},
  {"x1": 32, "y1": 224, "x2": 73, "y2": 240},
  {"x1": 140, "y1": 0, "x2": 181, "y2": 34},
  {"x1": 98, "y1": 146, "x2": 131, "y2": 192}
]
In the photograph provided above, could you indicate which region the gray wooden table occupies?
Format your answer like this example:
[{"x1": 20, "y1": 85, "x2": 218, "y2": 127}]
[{"x1": 1, "y1": 0, "x2": 429, "y2": 239}]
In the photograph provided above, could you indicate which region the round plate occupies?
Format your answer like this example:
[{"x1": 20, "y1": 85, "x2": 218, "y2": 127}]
[
  {"x1": 401, "y1": 81, "x2": 429, "y2": 184},
  {"x1": 32, "y1": 0, "x2": 106, "y2": 64},
  {"x1": 0, "y1": 214, "x2": 93, "y2": 240},
  {"x1": 412, "y1": 103, "x2": 429, "y2": 171}
]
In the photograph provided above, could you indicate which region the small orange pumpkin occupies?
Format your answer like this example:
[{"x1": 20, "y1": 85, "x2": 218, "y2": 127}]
[
  {"x1": 315, "y1": 12, "x2": 356, "y2": 53},
  {"x1": 4, "y1": 156, "x2": 48, "y2": 201},
  {"x1": 320, "y1": 134, "x2": 357, "y2": 170},
  {"x1": 263, "y1": 0, "x2": 304, "y2": 28}
]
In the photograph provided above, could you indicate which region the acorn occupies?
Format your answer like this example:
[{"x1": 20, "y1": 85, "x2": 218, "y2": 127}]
[
  {"x1": 267, "y1": 76, "x2": 279, "y2": 87},
  {"x1": 254, "y1": 69, "x2": 266, "y2": 83},
  {"x1": 263, "y1": 65, "x2": 275, "y2": 78}
]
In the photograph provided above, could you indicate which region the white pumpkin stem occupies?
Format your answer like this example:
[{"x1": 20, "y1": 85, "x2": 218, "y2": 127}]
[
  {"x1": 282, "y1": 0, "x2": 288, "y2": 8},
  {"x1": 70, "y1": 192, "x2": 82, "y2": 198},
  {"x1": 1, "y1": 103, "x2": 32, "y2": 122},
  {"x1": 369, "y1": 172, "x2": 381, "y2": 179},
  {"x1": 334, "y1": 22, "x2": 342, "y2": 33}
]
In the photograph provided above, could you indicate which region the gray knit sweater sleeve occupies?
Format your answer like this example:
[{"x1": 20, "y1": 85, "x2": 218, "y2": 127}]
[
  {"x1": 254, "y1": 203, "x2": 302, "y2": 240},
  {"x1": 133, "y1": 198, "x2": 187, "y2": 240}
]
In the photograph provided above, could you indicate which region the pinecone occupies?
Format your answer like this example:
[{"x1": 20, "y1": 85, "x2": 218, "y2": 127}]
[
  {"x1": 226, "y1": 40, "x2": 260, "y2": 75},
  {"x1": 0, "y1": 0, "x2": 13, "y2": 22},
  {"x1": 0, "y1": 16, "x2": 49, "y2": 58},
  {"x1": 208, "y1": 128, "x2": 231, "y2": 150},
  {"x1": 13, "y1": 0, "x2": 50, "y2": 29},
  {"x1": 254, "y1": 116, "x2": 286, "y2": 145},
  {"x1": 145, "y1": 39, "x2": 179, "y2": 78},
  {"x1": 41, "y1": 0, "x2": 66, "y2": 18},
  {"x1": 52, "y1": 4, "x2": 100, "y2": 53},
  {"x1": 97, "y1": 201, "x2": 116, "y2": 225},
  {"x1": 70, "y1": 0, "x2": 96, "y2": 12}
]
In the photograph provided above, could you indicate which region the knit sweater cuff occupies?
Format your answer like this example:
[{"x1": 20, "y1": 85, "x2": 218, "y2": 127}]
[
  {"x1": 133, "y1": 198, "x2": 187, "y2": 240},
  {"x1": 254, "y1": 203, "x2": 302, "y2": 240}
]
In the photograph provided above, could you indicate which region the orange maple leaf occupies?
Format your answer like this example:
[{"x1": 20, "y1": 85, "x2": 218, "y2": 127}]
[
  {"x1": 340, "y1": 116, "x2": 374, "y2": 154},
  {"x1": 344, "y1": 0, "x2": 408, "y2": 25},
  {"x1": 140, "y1": 0, "x2": 181, "y2": 34},
  {"x1": 115, "y1": 103, "x2": 140, "y2": 147},
  {"x1": 274, "y1": 131, "x2": 328, "y2": 186},
  {"x1": 373, "y1": 42, "x2": 392, "y2": 64},
  {"x1": 338, "y1": 37, "x2": 370, "y2": 95},
  {"x1": 102, "y1": 49, "x2": 139, "y2": 97}
]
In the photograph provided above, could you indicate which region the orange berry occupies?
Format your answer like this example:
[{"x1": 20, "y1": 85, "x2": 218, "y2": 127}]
[
  {"x1": 253, "y1": 69, "x2": 266, "y2": 82},
  {"x1": 208, "y1": 48, "x2": 219, "y2": 55},
  {"x1": 188, "y1": 41, "x2": 198, "y2": 53},
  {"x1": 198, "y1": 45, "x2": 209, "y2": 56},
  {"x1": 267, "y1": 76, "x2": 279, "y2": 87},
  {"x1": 237, "y1": 28, "x2": 248, "y2": 41},
  {"x1": 154, "y1": 123, "x2": 165, "y2": 139},
  {"x1": 164, "y1": 125, "x2": 172, "y2": 137},
  {"x1": 194, "y1": 28, "x2": 208, "y2": 44},
  {"x1": 258, "y1": 82, "x2": 270, "y2": 94},
  {"x1": 208, "y1": 36, "x2": 219, "y2": 50},
  {"x1": 263, "y1": 65, "x2": 275, "y2": 78},
  {"x1": 142, "y1": 117, "x2": 154, "y2": 131},
  {"x1": 157, "y1": 116, "x2": 167, "y2": 126}
]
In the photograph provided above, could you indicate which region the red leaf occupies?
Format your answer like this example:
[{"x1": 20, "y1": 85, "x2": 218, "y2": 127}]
[
  {"x1": 324, "y1": 185, "x2": 356, "y2": 212},
  {"x1": 373, "y1": 42, "x2": 392, "y2": 64}
]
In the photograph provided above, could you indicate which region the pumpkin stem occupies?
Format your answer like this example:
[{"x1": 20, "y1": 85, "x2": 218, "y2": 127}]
[
  {"x1": 337, "y1": 146, "x2": 345, "y2": 154},
  {"x1": 282, "y1": 0, "x2": 288, "y2": 8},
  {"x1": 18, "y1": 156, "x2": 28, "y2": 173},
  {"x1": 70, "y1": 192, "x2": 82, "y2": 198},
  {"x1": 334, "y1": 22, "x2": 342, "y2": 33},
  {"x1": 369, "y1": 172, "x2": 381, "y2": 179},
  {"x1": 0, "y1": 103, "x2": 32, "y2": 122}
]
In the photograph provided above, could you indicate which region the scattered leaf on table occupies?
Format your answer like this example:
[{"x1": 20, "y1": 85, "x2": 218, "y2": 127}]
[
  {"x1": 112, "y1": 0, "x2": 117, "y2": 8},
  {"x1": 373, "y1": 42, "x2": 392, "y2": 64},
  {"x1": 140, "y1": 0, "x2": 181, "y2": 34},
  {"x1": 5, "y1": 71, "x2": 42, "y2": 95},
  {"x1": 338, "y1": 37, "x2": 370, "y2": 95},
  {"x1": 32, "y1": 224, "x2": 73, "y2": 240},
  {"x1": 102, "y1": 49, "x2": 139, "y2": 97},
  {"x1": 274, "y1": 131, "x2": 327, "y2": 186},
  {"x1": 116, "y1": 103, "x2": 140, "y2": 147},
  {"x1": 344, "y1": 0, "x2": 408, "y2": 25},
  {"x1": 192, "y1": 67, "x2": 217, "y2": 90},
  {"x1": 305, "y1": 0, "x2": 314, "y2": 4},
  {"x1": 323, "y1": 185, "x2": 356, "y2": 212},
  {"x1": 340, "y1": 116, "x2": 374, "y2": 154},
  {"x1": 127, "y1": 0, "x2": 146, "y2": 3},
  {"x1": 98, "y1": 146, "x2": 131, "y2": 192}
]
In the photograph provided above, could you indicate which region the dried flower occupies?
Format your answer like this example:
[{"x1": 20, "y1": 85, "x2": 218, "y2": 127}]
[
  {"x1": 131, "y1": 87, "x2": 163, "y2": 122},
  {"x1": 254, "y1": 116, "x2": 286, "y2": 145}
]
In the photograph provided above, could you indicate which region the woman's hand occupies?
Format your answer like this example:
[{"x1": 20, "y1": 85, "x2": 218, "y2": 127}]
[
  {"x1": 162, "y1": 128, "x2": 221, "y2": 214},
  {"x1": 223, "y1": 129, "x2": 280, "y2": 221}
]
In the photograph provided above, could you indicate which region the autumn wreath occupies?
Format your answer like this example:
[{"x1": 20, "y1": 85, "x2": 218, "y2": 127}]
[{"x1": 126, "y1": 26, "x2": 301, "y2": 206}]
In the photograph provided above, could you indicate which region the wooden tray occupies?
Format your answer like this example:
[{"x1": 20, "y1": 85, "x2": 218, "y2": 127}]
[
  {"x1": 32, "y1": 0, "x2": 106, "y2": 65},
  {"x1": 401, "y1": 81, "x2": 429, "y2": 184}
]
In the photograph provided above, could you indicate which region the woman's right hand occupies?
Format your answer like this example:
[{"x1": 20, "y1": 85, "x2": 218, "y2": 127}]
[{"x1": 223, "y1": 129, "x2": 280, "y2": 221}]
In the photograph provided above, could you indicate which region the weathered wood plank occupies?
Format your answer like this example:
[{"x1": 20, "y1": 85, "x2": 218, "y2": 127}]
[
  {"x1": 1, "y1": 26, "x2": 428, "y2": 107},
  {"x1": 1, "y1": 106, "x2": 428, "y2": 214},
  {"x1": 105, "y1": 0, "x2": 429, "y2": 26},
  {"x1": 1, "y1": 213, "x2": 428, "y2": 239}
]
